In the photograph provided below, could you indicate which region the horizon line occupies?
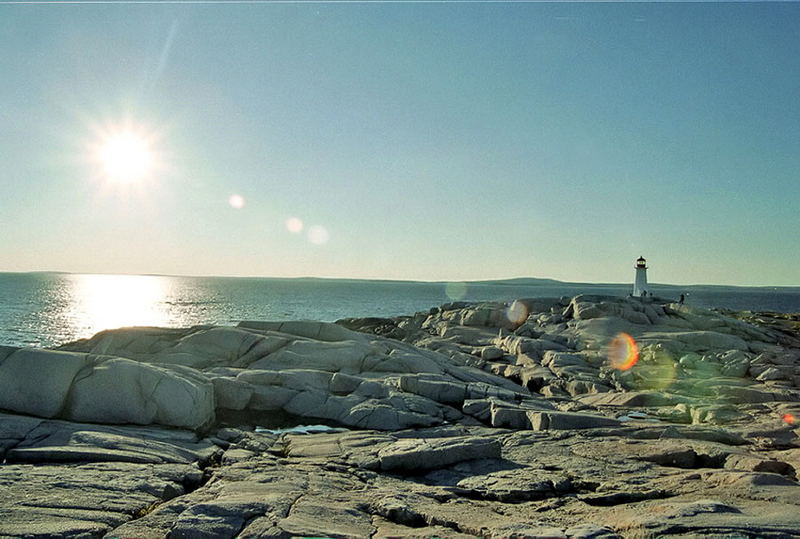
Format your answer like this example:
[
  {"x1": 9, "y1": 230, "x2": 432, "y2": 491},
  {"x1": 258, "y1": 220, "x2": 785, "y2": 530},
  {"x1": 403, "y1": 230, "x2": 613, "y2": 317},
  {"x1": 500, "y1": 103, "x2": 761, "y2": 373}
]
[{"x1": 1, "y1": 269, "x2": 797, "y2": 289}]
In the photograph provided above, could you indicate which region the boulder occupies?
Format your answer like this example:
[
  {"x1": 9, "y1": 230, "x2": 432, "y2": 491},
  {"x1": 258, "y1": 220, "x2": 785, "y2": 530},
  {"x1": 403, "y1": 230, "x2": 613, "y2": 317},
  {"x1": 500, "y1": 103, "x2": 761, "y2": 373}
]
[
  {"x1": 491, "y1": 405, "x2": 531, "y2": 429},
  {"x1": 480, "y1": 346, "x2": 505, "y2": 361},
  {"x1": 68, "y1": 359, "x2": 214, "y2": 430},
  {"x1": 0, "y1": 348, "x2": 91, "y2": 418},
  {"x1": 0, "y1": 349, "x2": 214, "y2": 430}
]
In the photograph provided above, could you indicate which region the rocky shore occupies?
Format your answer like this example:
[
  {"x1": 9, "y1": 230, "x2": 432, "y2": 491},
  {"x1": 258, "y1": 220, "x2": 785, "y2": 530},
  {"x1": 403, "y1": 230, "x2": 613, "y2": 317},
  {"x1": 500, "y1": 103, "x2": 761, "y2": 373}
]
[{"x1": 1, "y1": 295, "x2": 800, "y2": 538}]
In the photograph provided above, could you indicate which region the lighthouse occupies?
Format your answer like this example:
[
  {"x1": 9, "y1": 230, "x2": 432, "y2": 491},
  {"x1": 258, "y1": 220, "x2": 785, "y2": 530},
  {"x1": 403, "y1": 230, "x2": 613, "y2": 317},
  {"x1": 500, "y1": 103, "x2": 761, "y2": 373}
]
[{"x1": 633, "y1": 256, "x2": 649, "y2": 298}]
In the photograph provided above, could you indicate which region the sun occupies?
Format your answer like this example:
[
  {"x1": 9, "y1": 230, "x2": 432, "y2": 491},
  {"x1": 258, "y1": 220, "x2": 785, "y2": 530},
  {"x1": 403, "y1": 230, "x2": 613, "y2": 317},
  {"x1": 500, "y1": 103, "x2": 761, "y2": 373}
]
[
  {"x1": 97, "y1": 131, "x2": 155, "y2": 183},
  {"x1": 87, "y1": 119, "x2": 163, "y2": 186}
]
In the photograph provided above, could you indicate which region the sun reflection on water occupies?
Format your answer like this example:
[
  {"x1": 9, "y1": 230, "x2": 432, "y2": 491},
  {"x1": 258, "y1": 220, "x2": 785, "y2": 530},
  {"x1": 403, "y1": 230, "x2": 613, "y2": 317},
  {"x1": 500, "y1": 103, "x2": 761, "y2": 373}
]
[{"x1": 69, "y1": 274, "x2": 171, "y2": 336}]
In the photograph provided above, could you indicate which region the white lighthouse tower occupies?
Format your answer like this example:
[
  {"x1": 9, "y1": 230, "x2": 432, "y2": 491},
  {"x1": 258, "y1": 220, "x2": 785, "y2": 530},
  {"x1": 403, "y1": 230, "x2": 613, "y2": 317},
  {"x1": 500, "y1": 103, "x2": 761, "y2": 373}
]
[{"x1": 633, "y1": 256, "x2": 649, "y2": 298}]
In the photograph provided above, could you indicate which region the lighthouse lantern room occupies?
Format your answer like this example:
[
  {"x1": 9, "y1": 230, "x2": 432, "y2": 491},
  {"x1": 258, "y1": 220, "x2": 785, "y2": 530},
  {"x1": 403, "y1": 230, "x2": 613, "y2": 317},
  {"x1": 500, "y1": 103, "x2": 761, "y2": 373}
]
[{"x1": 633, "y1": 256, "x2": 649, "y2": 298}]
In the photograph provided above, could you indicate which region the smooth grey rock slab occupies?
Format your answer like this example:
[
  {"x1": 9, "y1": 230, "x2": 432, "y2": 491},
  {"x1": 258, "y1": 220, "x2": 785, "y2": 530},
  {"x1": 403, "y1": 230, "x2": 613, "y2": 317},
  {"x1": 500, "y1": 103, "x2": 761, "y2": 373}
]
[
  {"x1": 456, "y1": 468, "x2": 572, "y2": 502},
  {"x1": 277, "y1": 498, "x2": 375, "y2": 538},
  {"x1": 5, "y1": 416, "x2": 219, "y2": 465},
  {"x1": 716, "y1": 385, "x2": 795, "y2": 404},
  {"x1": 725, "y1": 454, "x2": 796, "y2": 476},
  {"x1": 490, "y1": 522, "x2": 567, "y2": 538},
  {"x1": 564, "y1": 524, "x2": 621, "y2": 538},
  {"x1": 284, "y1": 430, "x2": 394, "y2": 460},
  {"x1": 170, "y1": 500, "x2": 268, "y2": 539},
  {"x1": 0, "y1": 412, "x2": 43, "y2": 458},
  {"x1": 371, "y1": 514, "x2": 477, "y2": 538},
  {"x1": 577, "y1": 391, "x2": 690, "y2": 408},
  {"x1": 529, "y1": 411, "x2": 622, "y2": 431},
  {"x1": 399, "y1": 375, "x2": 467, "y2": 404},
  {"x1": 378, "y1": 436, "x2": 501, "y2": 472},
  {"x1": 611, "y1": 497, "x2": 800, "y2": 538},
  {"x1": 0, "y1": 461, "x2": 197, "y2": 538}
]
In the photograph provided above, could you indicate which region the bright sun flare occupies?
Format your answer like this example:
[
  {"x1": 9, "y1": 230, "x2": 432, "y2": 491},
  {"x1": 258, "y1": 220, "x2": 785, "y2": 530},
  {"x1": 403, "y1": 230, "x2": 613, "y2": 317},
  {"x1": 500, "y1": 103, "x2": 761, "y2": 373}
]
[{"x1": 98, "y1": 132, "x2": 155, "y2": 183}]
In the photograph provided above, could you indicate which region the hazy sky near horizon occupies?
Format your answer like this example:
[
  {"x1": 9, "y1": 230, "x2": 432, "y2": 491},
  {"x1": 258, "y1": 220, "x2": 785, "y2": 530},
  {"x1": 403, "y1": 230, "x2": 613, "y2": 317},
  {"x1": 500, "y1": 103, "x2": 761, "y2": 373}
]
[{"x1": 1, "y1": 2, "x2": 798, "y2": 286}]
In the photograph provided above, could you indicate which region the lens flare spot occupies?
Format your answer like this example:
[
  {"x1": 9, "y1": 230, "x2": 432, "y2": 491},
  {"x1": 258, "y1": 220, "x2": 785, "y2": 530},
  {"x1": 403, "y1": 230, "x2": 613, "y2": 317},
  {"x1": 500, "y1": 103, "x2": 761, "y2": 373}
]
[
  {"x1": 631, "y1": 346, "x2": 677, "y2": 391},
  {"x1": 445, "y1": 282, "x2": 467, "y2": 301},
  {"x1": 228, "y1": 194, "x2": 245, "y2": 209},
  {"x1": 783, "y1": 413, "x2": 796, "y2": 425},
  {"x1": 609, "y1": 332, "x2": 639, "y2": 370},
  {"x1": 506, "y1": 301, "x2": 529, "y2": 326},
  {"x1": 308, "y1": 225, "x2": 329, "y2": 245},
  {"x1": 286, "y1": 217, "x2": 304, "y2": 233}
]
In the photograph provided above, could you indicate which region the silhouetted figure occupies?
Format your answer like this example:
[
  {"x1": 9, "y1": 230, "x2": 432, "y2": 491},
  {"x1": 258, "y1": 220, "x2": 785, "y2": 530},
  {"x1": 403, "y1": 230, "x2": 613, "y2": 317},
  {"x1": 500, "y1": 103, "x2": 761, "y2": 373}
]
[{"x1": 679, "y1": 293, "x2": 685, "y2": 304}]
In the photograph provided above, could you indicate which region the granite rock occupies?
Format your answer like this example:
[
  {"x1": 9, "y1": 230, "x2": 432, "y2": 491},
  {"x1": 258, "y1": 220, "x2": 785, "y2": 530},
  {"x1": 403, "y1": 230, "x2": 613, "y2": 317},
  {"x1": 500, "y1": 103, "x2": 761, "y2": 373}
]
[{"x1": 1, "y1": 296, "x2": 799, "y2": 538}]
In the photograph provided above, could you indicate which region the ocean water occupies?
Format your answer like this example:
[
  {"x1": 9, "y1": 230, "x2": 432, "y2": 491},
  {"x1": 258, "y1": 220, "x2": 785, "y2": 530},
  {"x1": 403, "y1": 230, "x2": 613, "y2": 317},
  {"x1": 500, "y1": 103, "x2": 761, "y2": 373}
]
[{"x1": 0, "y1": 272, "x2": 799, "y2": 349}]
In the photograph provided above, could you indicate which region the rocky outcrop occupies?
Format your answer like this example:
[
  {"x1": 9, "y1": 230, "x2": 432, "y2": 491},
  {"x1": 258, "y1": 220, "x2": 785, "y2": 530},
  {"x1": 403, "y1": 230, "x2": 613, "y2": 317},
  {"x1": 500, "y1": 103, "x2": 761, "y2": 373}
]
[
  {"x1": 349, "y1": 295, "x2": 800, "y2": 428},
  {"x1": 2, "y1": 321, "x2": 532, "y2": 431},
  {"x1": 1, "y1": 294, "x2": 799, "y2": 537}
]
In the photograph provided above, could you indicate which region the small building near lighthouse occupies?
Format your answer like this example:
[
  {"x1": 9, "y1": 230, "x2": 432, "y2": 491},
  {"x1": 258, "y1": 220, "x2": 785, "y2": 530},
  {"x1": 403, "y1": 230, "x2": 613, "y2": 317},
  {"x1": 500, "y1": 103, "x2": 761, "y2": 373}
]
[{"x1": 633, "y1": 256, "x2": 649, "y2": 297}]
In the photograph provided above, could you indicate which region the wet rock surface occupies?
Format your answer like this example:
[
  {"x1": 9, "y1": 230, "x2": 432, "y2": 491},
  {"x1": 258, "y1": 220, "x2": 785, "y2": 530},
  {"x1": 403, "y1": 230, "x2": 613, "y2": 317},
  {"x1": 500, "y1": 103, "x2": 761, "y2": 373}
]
[{"x1": 1, "y1": 295, "x2": 799, "y2": 537}]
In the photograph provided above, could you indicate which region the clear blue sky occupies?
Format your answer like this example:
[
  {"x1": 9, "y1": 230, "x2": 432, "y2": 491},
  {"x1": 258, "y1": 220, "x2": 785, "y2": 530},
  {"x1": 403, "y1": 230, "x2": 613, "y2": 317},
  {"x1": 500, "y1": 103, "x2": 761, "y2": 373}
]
[{"x1": 1, "y1": 2, "x2": 798, "y2": 285}]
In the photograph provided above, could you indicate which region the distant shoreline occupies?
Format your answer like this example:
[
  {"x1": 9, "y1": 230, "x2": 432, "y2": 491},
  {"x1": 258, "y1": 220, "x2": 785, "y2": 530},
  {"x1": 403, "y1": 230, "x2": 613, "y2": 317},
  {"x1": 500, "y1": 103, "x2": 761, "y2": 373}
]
[{"x1": 2, "y1": 270, "x2": 798, "y2": 290}]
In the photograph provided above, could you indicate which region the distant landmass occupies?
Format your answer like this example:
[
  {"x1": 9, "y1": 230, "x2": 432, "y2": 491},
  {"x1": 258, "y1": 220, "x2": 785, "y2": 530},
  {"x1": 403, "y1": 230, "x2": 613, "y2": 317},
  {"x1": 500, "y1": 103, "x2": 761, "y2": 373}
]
[
  {"x1": 3, "y1": 271, "x2": 798, "y2": 290},
  {"x1": 469, "y1": 277, "x2": 800, "y2": 291},
  {"x1": 469, "y1": 277, "x2": 567, "y2": 286}
]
